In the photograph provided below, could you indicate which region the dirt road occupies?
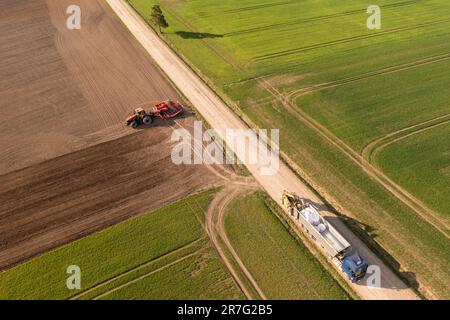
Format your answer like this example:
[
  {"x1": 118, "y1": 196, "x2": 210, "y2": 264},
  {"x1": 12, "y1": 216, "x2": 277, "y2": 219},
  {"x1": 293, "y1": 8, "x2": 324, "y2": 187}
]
[
  {"x1": 107, "y1": 0, "x2": 419, "y2": 300},
  {"x1": 205, "y1": 186, "x2": 264, "y2": 300}
]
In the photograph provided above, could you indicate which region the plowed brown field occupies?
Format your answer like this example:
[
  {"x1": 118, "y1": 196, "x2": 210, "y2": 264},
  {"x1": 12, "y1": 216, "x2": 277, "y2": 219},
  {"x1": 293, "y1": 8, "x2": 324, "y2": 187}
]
[
  {"x1": 0, "y1": 0, "x2": 178, "y2": 174},
  {"x1": 0, "y1": 0, "x2": 220, "y2": 269}
]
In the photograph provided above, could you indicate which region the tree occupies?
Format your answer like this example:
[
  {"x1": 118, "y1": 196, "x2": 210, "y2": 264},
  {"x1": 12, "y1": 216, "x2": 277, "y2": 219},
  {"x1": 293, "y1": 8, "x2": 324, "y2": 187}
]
[{"x1": 150, "y1": 5, "x2": 169, "y2": 33}]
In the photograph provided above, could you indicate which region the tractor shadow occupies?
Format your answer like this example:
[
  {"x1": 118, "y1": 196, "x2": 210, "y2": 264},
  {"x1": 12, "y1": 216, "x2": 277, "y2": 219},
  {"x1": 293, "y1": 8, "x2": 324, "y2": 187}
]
[
  {"x1": 175, "y1": 31, "x2": 224, "y2": 39},
  {"x1": 300, "y1": 197, "x2": 419, "y2": 291}
]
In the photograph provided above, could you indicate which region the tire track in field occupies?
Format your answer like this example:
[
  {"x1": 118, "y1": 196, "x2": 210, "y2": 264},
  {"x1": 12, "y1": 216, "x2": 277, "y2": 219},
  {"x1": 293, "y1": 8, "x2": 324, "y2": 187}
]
[
  {"x1": 216, "y1": 189, "x2": 267, "y2": 300},
  {"x1": 206, "y1": 186, "x2": 265, "y2": 300},
  {"x1": 226, "y1": 50, "x2": 450, "y2": 96},
  {"x1": 253, "y1": 18, "x2": 450, "y2": 61},
  {"x1": 169, "y1": 122, "x2": 232, "y2": 183},
  {"x1": 362, "y1": 114, "x2": 450, "y2": 164},
  {"x1": 197, "y1": 1, "x2": 296, "y2": 17},
  {"x1": 91, "y1": 247, "x2": 209, "y2": 300},
  {"x1": 69, "y1": 237, "x2": 205, "y2": 300},
  {"x1": 205, "y1": 188, "x2": 255, "y2": 300},
  {"x1": 222, "y1": 1, "x2": 296, "y2": 15},
  {"x1": 50, "y1": 4, "x2": 114, "y2": 129},
  {"x1": 286, "y1": 52, "x2": 450, "y2": 100},
  {"x1": 225, "y1": 0, "x2": 420, "y2": 37},
  {"x1": 169, "y1": 121, "x2": 258, "y2": 187}
]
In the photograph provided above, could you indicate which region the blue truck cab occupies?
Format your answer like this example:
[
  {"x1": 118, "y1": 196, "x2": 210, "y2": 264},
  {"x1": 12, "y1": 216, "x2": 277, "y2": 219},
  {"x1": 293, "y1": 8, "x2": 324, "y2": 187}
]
[{"x1": 341, "y1": 252, "x2": 368, "y2": 282}]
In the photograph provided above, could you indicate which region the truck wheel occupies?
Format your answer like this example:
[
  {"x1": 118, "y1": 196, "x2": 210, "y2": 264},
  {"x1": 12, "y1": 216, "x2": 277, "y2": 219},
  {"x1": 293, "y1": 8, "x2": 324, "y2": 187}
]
[
  {"x1": 131, "y1": 121, "x2": 139, "y2": 128},
  {"x1": 143, "y1": 116, "x2": 153, "y2": 125}
]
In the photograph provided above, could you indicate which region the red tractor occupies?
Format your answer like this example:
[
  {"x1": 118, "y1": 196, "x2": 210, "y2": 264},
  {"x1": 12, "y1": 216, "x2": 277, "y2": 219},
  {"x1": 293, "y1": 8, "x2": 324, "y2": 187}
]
[{"x1": 126, "y1": 100, "x2": 184, "y2": 128}]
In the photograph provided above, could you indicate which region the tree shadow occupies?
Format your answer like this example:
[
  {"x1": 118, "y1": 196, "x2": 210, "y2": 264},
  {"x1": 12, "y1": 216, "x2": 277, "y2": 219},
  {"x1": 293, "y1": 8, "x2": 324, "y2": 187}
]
[{"x1": 175, "y1": 31, "x2": 223, "y2": 39}]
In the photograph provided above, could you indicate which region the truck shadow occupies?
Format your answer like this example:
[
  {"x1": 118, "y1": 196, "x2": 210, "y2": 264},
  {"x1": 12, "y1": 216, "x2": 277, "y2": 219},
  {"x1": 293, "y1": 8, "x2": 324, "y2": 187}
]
[
  {"x1": 327, "y1": 215, "x2": 419, "y2": 291},
  {"x1": 175, "y1": 31, "x2": 224, "y2": 39},
  {"x1": 300, "y1": 198, "x2": 419, "y2": 291}
]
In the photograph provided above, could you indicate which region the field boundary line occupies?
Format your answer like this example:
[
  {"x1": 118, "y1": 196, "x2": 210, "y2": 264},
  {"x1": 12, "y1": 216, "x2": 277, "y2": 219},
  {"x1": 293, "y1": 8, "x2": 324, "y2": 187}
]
[
  {"x1": 69, "y1": 237, "x2": 205, "y2": 300},
  {"x1": 224, "y1": 0, "x2": 420, "y2": 37},
  {"x1": 91, "y1": 247, "x2": 209, "y2": 300},
  {"x1": 221, "y1": 1, "x2": 296, "y2": 16},
  {"x1": 253, "y1": 18, "x2": 450, "y2": 61},
  {"x1": 286, "y1": 52, "x2": 450, "y2": 99}
]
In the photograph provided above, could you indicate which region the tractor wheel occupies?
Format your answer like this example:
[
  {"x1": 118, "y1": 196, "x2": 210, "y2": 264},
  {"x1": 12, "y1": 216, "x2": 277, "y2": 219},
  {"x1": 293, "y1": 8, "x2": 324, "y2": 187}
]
[
  {"x1": 143, "y1": 116, "x2": 153, "y2": 125},
  {"x1": 131, "y1": 121, "x2": 139, "y2": 129}
]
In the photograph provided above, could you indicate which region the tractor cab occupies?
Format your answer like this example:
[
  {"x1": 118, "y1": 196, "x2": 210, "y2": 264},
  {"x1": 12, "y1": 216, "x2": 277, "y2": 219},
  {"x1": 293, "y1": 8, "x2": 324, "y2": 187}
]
[
  {"x1": 126, "y1": 107, "x2": 152, "y2": 128},
  {"x1": 135, "y1": 107, "x2": 145, "y2": 116},
  {"x1": 126, "y1": 108, "x2": 144, "y2": 122},
  {"x1": 126, "y1": 101, "x2": 184, "y2": 129},
  {"x1": 342, "y1": 252, "x2": 368, "y2": 282}
]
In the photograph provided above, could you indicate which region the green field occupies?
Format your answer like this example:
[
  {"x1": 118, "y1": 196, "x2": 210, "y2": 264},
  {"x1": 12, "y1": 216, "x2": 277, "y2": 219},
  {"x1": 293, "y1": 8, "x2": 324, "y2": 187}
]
[
  {"x1": 296, "y1": 59, "x2": 450, "y2": 151},
  {"x1": 0, "y1": 190, "x2": 244, "y2": 300},
  {"x1": 375, "y1": 125, "x2": 450, "y2": 216},
  {"x1": 224, "y1": 191, "x2": 349, "y2": 300},
  {"x1": 128, "y1": 0, "x2": 450, "y2": 298}
]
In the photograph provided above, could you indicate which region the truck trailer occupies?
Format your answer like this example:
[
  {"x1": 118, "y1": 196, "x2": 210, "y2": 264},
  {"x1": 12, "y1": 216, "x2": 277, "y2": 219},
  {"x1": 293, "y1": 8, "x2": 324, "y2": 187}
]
[{"x1": 282, "y1": 191, "x2": 368, "y2": 282}]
